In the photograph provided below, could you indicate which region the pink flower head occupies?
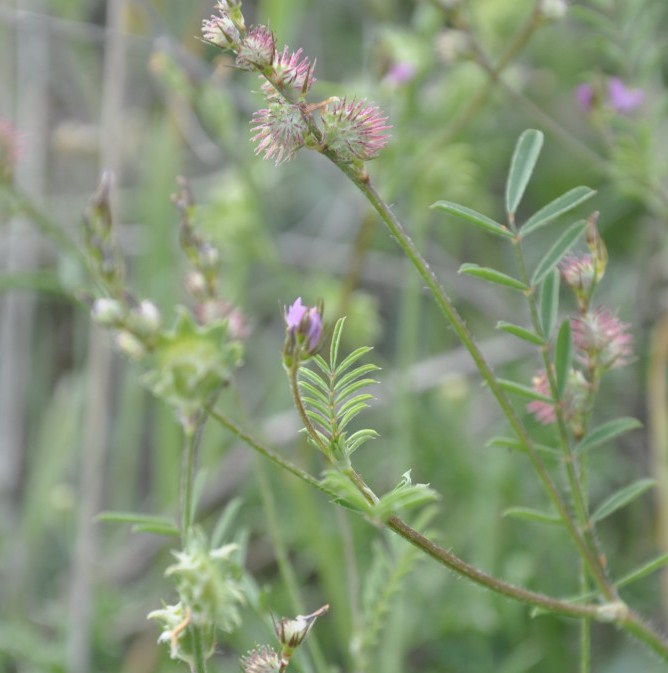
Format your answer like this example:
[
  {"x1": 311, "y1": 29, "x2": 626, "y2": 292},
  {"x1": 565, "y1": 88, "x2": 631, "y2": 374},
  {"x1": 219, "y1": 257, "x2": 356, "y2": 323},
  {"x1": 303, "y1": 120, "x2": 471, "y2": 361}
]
[
  {"x1": 607, "y1": 77, "x2": 644, "y2": 113},
  {"x1": 321, "y1": 97, "x2": 391, "y2": 162},
  {"x1": 236, "y1": 25, "x2": 275, "y2": 70},
  {"x1": 560, "y1": 253, "x2": 597, "y2": 291},
  {"x1": 201, "y1": 12, "x2": 242, "y2": 49},
  {"x1": 262, "y1": 46, "x2": 316, "y2": 98},
  {"x1": 240, "y1": 645, "x2": 281, "y2": 673},
  {"x1": 284, "y1": 297, "x2": 323, "y2": 354},
  {"x1": 571, "y1": 308, "x2": 633, "y2": 371},
  {"x1": 527, "y1": 368, "x2": 588, "y2": 427},
  {"x1": 250, "y1": 103, "x2": 308, "y2": 165}
]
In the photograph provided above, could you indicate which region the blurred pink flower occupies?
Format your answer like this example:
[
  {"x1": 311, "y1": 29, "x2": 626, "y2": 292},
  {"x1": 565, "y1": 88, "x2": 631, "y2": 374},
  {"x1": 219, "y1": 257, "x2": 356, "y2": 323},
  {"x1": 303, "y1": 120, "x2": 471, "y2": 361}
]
[
  {"x1": 571, "y1": 308, "x2": 633, "y2": 371},
  {"x1": 384, "y1": 62, "x2": 416, "y2": 86}
]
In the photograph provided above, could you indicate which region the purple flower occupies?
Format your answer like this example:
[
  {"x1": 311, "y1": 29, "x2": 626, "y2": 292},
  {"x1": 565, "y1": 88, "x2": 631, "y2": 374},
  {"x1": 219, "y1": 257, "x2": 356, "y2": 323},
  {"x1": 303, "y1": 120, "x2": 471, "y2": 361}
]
[
  {"x1": 384, "y1": 62, "x2": 416, "y2": 86},
  {"x1": 284, "y1": 297, "x2": 323, "y2": 355},
  {"x1": 321, "y1": 97, "x2": 391, "y2": 162},
  {"x1": 607, "y1": 77, "x2": 644, "y2": 113},
  {"x1": 575, "y1": 83, "x2": 594, "y2": 111}
]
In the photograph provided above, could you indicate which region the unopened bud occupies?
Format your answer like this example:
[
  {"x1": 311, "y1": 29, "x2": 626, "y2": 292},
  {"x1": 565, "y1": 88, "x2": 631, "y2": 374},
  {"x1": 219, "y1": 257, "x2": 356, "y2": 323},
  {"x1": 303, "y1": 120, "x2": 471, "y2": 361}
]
[
  {"x1": 116, "y1": 330, "x2": 147, "y2": 360},
  {"x1": 198, "y1": 243, "x2": 220, "y2": 271},
  {"x1": 275, "y1": 605, "x2": 329, "y2": 652},
  {"x1": 128, "y1": 300, "x2": 162, "y2": 336},
  {"x1": 539, "y1": 0, "x2": 568, "y2": 20},
  {"x1": 91, "y1": 297, "x2": 125, "y2": 327},
  {"x1": 283, "y1": 297, "x2": 324, "y2": 366},
  {"x1": 185, "y1": 271, "x2": 209, "y2": 299}
]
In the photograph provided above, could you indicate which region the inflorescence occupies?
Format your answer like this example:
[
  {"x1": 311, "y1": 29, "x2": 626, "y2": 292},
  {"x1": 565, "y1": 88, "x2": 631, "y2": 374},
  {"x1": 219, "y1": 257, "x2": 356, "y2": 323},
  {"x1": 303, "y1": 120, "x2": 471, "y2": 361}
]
[{"x1": 202, "y1": 1, "x2": 390, "y2": 166}]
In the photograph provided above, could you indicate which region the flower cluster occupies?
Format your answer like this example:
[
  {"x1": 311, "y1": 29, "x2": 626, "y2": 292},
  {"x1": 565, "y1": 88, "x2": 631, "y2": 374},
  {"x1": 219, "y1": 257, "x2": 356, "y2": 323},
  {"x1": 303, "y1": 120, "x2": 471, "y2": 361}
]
[
  {"x1": 571, "y1": 308, "x2": 633, "y2": 373},
  {"x1": 527, "y1": 220, "x2": 633, "y2": 429},
  {"x1": 201, "y1": 1, "x2": 389, "y2": 166}
]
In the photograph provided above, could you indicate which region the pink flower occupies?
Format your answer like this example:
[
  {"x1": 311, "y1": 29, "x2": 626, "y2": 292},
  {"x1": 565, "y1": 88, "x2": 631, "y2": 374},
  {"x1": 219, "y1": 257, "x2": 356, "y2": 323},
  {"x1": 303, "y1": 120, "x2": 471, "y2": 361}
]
[
  {"x1": 321, "y1": 97, "x2": 391, "y2": 162},
  {"x1": 571, "y1": 308, "x2": 633, "y2": 371}
]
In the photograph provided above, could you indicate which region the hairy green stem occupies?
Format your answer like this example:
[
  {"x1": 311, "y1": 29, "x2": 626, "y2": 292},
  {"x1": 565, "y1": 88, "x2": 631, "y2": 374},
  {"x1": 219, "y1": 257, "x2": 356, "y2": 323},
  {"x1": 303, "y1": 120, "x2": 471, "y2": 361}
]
[
  {"x1": 509, "y1": 237, "x2": 613, "y2": 599},
  {"x1": 191, "y1": 628, "x2": 208, "y2": 673},
  {"x1": 211, "y1": 411, "x2": 607, "y2": 619},
  {"x1": 180, "y1": 423, "x2": 198, "y2": 537},
  {"x1": 333, "y1": 165, "x2": 613, "y2": 595}
]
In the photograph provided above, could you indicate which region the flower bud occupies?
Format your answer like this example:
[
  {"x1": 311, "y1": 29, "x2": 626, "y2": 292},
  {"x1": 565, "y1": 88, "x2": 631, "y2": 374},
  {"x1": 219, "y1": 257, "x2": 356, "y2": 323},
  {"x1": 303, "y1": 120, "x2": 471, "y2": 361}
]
[
  {"x1": 283, "y1": 297, "x2": 324, "y2": 365},
  {"x1": 116, "y1": 330, "x2": 148, "y2": 360},
  {"x1": 274, "y1": 604, "x2": 329, "y2": 652},
  {"x1": 539, "y1": 0, "x2": 568, "y2": 21},
  {"x1": 127, "y1": 299, "x2": 162, "y2": 337},
  {"x1": 91, "y1": 297, "x2": 125, "y2": 327},
  {"x1": 185, "y1": 270, "x2": 209, "y2": 299}
]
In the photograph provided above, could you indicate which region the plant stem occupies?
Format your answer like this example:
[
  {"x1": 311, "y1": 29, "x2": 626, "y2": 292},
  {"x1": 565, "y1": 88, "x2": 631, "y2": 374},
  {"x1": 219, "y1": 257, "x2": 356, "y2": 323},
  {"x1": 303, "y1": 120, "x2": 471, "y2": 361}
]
[
  {"x1": 192, "y1": 628, "x2": 208, "y2": 673},
  {"x1": 510, "y1": 237, "x2": 613, "y2": 599},
  {"x1": 212, "y1": 408, "x2": 668, "y2": 660},
  {"x1": 180, "y1": 422, "x2": 198, "y2": 537},
  {"x1": 334, "y1": 164, "x2": 612, "y2": 595},
  {"x1": 211, "y1": 411, "x2": 599, "y2": 618}
]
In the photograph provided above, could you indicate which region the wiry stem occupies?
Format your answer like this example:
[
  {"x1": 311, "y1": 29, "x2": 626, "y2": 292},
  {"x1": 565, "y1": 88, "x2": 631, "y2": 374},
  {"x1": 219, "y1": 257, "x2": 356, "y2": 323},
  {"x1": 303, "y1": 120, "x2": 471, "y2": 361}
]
[{"x1": 211, "y1": 410, "x2": 609, "y2": 620}]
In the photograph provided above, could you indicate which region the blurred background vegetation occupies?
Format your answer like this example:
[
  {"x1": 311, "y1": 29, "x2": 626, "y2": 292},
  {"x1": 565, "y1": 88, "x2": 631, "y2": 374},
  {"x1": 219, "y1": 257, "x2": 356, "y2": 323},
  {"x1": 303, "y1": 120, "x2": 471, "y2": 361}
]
[{"x1": 2, "y1": 0, "x2": 668, "y2": 671}]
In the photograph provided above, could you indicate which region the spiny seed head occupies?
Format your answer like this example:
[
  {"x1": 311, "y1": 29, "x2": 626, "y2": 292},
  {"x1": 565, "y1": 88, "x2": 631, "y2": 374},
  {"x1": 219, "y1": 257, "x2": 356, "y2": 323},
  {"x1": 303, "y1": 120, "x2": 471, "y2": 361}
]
[
  {"x1": 250, "y1": 103, "x2": 308, "y2": 165},
  {"x1": 240, "y1": 646, "x2": 281, "y2": 673},
  {"x1": 201, "y1": 13, "x2": 241, "y2": 49},
  {"x1": 321, "y1": 97, "x2": 391, "y2": 162},
  {"x1": 236, "y1": 25, "x2": 275, "y2": 70},
  {"x1": 261, "y1": 46, "x2": 316, "y2": 98}
]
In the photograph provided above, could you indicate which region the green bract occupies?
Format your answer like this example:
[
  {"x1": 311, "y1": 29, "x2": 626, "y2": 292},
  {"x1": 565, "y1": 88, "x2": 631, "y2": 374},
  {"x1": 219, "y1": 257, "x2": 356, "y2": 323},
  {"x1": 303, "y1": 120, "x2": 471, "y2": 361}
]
[{"x1": 142, "y1": 308, "x2": 243, "y2": 418}]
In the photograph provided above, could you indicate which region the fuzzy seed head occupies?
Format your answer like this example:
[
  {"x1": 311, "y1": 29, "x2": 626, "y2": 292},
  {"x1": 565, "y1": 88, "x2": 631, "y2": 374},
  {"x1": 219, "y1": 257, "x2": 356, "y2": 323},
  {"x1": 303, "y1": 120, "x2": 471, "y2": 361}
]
[
  {"x1": 240, "y1": 646, "x2": 281, "y2": 673},
  {"x1": 251, "y1": 103, "x2": 308, "y2": 165},
  {"x1": 527, "y1": 368, "x2": 588, "y2": 427},
  {"x1": 201, "y1": 12, "x2": 241, "y2": 49},
  {"x1": 236, "y1": 25, "x2": 275, "y2": 70},
  {"x1": 321, "y1": 97, "x2": 391, "y2": 162},
  {"x1": 261, "y1": 46, "x2": 316, "y2": 98}
]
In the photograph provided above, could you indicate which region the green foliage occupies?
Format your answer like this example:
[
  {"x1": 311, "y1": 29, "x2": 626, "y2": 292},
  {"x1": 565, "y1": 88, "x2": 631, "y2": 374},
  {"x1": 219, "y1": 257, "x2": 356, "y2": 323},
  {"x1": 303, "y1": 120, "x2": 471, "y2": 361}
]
[{"x1": 297, "y1": 318, "x2": 380, "y2": 462}]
